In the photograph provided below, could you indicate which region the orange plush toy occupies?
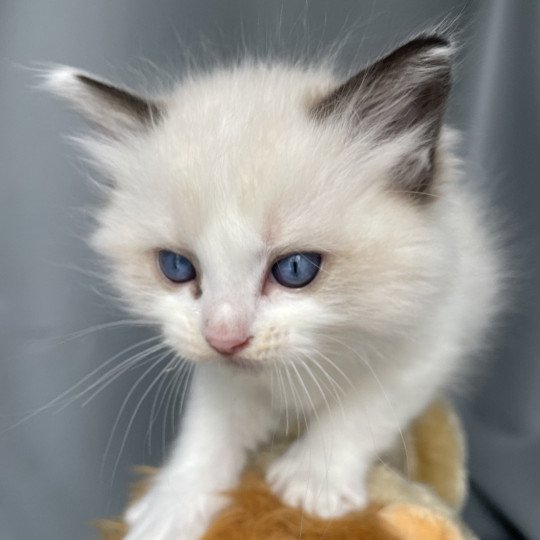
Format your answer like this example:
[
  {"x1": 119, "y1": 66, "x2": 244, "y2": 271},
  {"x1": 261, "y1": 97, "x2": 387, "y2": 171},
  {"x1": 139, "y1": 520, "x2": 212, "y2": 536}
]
[{"x1": 98, "y1": 400, "x2": 477, "y2": 540}]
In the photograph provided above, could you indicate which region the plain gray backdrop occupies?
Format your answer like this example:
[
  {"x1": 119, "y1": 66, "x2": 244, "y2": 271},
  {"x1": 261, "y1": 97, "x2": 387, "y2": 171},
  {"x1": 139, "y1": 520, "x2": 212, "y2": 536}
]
[{"x1": 1, "y1": 1, "x2": 538, "y2": 539}]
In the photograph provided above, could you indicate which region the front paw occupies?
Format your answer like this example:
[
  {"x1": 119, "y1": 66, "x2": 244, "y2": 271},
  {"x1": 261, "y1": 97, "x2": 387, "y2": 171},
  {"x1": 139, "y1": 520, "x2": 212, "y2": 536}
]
[
  {"x1": 125, "y1": 486, "x2": 224, "y2": 540},
  {"x1": 266, "y1": 450, "x2": 367, "y2": 519}
]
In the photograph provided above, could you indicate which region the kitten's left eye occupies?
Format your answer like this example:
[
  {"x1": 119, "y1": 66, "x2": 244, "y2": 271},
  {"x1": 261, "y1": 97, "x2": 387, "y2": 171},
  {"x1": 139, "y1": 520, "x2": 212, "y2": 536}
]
[
  {"x1": 158, "y1": 250, "x2": 196, "y2": 283},
  {"x1": 271, "y1": 252, "x2": 322, "y2": 288}
]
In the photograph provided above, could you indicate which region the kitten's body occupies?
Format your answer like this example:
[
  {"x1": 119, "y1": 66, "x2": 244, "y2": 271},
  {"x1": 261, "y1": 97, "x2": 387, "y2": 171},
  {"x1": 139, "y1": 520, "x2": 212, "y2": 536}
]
[{"x1": 48, "y1": 35, "x2": 502, "y2": 540}]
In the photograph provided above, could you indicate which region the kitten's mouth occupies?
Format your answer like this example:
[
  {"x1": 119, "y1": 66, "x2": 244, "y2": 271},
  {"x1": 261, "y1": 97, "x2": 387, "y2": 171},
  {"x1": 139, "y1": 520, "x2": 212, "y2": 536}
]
[{"x1": 220, "y1": 354, "x2": 261, "y2": 372}]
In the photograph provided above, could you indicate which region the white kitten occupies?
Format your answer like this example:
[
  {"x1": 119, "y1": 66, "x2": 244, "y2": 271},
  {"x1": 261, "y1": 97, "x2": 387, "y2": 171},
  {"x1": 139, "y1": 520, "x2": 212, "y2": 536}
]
[{"x1": 48, "y1": 34, "x2": 502, "y2": 540}]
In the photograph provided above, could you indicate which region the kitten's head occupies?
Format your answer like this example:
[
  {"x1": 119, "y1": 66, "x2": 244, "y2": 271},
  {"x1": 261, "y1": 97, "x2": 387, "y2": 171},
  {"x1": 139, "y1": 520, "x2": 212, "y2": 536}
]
[{"x1": 48, "y1": 35, "x2": 457, "y2": 369}]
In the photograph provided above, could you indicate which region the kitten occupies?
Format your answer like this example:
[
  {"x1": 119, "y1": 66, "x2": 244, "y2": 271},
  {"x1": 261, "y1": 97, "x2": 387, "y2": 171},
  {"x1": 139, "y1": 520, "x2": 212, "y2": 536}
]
[{"x1": 47, "y1": 34, "x2": 502, "y2": 540}]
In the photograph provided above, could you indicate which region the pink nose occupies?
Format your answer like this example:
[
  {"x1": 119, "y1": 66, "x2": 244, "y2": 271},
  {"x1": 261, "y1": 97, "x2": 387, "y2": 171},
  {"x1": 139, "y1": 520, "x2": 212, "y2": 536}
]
[{"x1": 205, "y1": 333, "x2": 251, "y2": 355}]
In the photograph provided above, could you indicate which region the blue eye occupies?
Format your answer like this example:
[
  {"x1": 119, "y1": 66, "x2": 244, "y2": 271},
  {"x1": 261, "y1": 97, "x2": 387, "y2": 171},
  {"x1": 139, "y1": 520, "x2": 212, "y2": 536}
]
[
  {"x1": 158, "y1": 250, "x2": 196, "y2": 283},
  {"x1": 271, "y1": 252, "x2": 322, "y2": 288}
]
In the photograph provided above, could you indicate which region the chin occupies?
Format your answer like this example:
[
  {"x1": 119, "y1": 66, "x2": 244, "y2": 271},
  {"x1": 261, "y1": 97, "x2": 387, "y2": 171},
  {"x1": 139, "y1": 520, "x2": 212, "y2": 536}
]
[{"x1": 219, "y1": 355, "x2": 263, "y2": 373}]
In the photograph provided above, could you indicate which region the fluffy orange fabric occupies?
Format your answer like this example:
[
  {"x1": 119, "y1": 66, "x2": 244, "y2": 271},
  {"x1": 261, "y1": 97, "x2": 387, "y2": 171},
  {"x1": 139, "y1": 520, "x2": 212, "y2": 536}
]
[
  {"x1": 378, "y1": 504, "x2": 462, "y2": 540},
  {"x1": 201, "y1": 471, "x2": 400, "y2": 540}
]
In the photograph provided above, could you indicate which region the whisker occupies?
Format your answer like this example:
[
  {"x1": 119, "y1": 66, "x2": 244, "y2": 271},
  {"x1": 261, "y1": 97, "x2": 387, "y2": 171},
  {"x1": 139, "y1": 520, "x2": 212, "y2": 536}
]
[
  {"x1": 60, "y1": 338, "x2": 164, "y2": 410},
  {"x1": 157, "y1": 360, "x2": 193, "y2": 455},
  {"x1": 275, "y1": 366, "x2": 290, "y2": 435},
  {"x1": 111, "y1": 350, "x2": 173, "y2": 480},
  {"x1": 161, "y1": 362, "x2": 186, "y2": 451},
  {"x1": 283, "y1": 364, "x2": 307, "y2": 434},
  {"x1": 310, "y1": 347, "x2": 356, "y2": 392},
  {"x1": 41, "y1": 318, "x2": 157, "y2": 345},
  {"x1": 295, "y1": 353, "x2": 336, "y2": 422},
  {"x1": 269, "y1": 367, "x2": 276, "y2": 410},
  {"x1": 102, "y1": 360, "x2": 162, "y2": 482},
  {"x1": 290, "y1": 357, "x2": 319, "y2": 427},
  {"x1": 76, "y1": 342, "x2": 167, "y2": 408},
  {"x1": 1, "y1": 335, "x2": 163, "y2": 434},
  {"x1": 299, "y1": 350, "x2": 347, "y2": 400},
  {"x1": 321, "y1": 333, "x2": 410, "y2": 474},
  {"x1": 171, "y1": 360, "x2": 194, "y2": 437},
  {"x1": 145, "y1": 355, "x2": 179, "y2": 454},
  {"x1": 308, "y1": 351, "x2": 350, "y2": 424}
]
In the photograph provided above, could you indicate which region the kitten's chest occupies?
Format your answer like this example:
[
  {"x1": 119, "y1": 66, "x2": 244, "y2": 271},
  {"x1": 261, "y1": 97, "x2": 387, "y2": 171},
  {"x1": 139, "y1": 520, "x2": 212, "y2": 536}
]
[{"x1": 270, "y1": 364, "x2": 350, "y2": 419}]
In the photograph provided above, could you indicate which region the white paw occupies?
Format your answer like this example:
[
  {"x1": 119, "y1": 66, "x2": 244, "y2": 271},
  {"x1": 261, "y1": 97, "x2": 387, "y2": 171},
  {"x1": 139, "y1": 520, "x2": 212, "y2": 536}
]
[
  {"x1": 266, "y1": 450, "x2": 367, "y2": 519},
  {"x1": 125, "y1": 485, "x2": 224, "y2": 540}
]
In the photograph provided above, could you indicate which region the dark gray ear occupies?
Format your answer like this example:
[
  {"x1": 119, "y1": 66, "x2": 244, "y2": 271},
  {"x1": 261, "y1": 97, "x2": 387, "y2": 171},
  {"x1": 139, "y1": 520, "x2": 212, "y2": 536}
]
[
  {"x1": 46, "y1": 67, "x2": 163, "y2": 137},
  {"x1": 312, "y1": 34, "x2": 454, "y2": 198}
]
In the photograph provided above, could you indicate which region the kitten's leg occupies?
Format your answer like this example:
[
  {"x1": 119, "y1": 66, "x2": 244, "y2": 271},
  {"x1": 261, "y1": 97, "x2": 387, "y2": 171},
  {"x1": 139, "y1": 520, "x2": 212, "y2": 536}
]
[
  {"x1": 267, "y1": 384, "x2": 423, "y2": 519},
  {"x1": 125, "y1": 364, "x2": 275, "y2": 540}
]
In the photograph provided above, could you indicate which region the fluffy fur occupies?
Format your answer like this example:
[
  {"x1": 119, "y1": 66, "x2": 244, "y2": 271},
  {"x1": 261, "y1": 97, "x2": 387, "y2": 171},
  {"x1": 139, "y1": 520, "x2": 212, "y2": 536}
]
[{"x1": 47, "y1": 34, "x2": 502, "y2": 540}]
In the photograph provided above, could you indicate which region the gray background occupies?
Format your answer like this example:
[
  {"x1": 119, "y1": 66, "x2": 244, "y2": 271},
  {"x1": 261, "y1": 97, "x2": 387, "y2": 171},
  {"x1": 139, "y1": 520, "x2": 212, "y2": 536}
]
[{"x1": 1, "y1": 1, "x2": 538, "y2": 539}]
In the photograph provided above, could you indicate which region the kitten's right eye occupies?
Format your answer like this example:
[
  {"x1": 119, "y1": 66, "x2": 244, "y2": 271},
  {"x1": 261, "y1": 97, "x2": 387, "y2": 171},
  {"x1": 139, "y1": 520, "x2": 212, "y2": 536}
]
[{"x1": 158, "y1": 250, "x2": 196, "y2": 283}]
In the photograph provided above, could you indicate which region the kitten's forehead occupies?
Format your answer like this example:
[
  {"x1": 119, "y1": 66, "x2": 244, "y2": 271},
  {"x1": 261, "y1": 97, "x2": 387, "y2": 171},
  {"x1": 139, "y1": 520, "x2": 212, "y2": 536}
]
[
  {"x1": 145, "y1": 73, "x2": 351, "y2": 202},
  {"x1": 197, "y1": 210, "x2": 266, "y2": 264},
  {"x1": 150, "y1": 65, "x2": 342, "y2": 191},
  {"x1": 166, "y1": 63, "x2": 333, "y2": 128},
  {"x1": 109, "y1": 64, "x2": 402, "y2": 255}
]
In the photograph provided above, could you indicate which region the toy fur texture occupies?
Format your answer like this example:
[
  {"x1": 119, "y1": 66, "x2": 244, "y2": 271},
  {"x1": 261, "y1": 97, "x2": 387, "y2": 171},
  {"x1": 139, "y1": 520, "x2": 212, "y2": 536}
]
[{"x1": 97, "y1": 400, "x2": 476, "y2": 540}]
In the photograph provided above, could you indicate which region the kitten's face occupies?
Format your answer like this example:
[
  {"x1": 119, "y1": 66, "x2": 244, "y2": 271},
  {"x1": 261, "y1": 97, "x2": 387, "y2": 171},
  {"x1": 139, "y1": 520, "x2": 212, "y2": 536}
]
[{"x1": 50, "y1": 37, "x2": 455, "y2": 369}]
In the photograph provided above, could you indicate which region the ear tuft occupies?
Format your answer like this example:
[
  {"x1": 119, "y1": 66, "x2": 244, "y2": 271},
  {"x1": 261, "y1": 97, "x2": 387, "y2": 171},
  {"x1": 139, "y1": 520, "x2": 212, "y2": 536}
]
[
  {"x1": 44, "y1": 66, "x2": 163, "y2": 137},
  {"x1": 43, "y1": 66, "x2": 83, "y2": 96}
]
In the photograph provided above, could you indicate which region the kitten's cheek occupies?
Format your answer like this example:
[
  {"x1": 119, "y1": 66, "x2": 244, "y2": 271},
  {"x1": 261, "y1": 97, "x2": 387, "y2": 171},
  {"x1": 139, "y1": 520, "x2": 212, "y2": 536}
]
[{"x1": 160, "y1": 327, "x2": 206, "y2": 363}]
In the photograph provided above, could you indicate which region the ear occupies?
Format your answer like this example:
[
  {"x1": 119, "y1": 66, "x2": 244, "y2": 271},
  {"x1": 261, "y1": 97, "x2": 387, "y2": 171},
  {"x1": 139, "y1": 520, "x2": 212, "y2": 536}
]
[
  {"x1": 311, "y1": 34, "x2": 454, "y2": 199},
  {"x1": 45, "y1": 67, "x2": 163, "y2": 137}
]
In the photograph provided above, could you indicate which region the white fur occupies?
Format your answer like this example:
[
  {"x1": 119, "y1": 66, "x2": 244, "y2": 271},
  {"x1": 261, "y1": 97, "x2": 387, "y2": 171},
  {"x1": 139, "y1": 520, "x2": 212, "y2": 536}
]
[{"x1": 49, "y1": 52, "x2": 502, "y2": 540}]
